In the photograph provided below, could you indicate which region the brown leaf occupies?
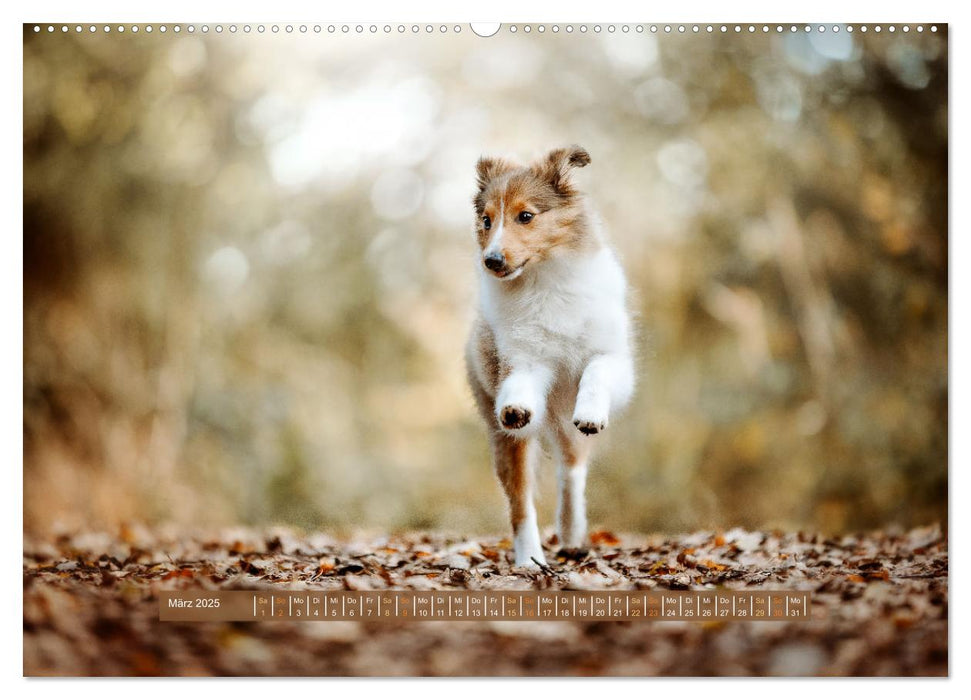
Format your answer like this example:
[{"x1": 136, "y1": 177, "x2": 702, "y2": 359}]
[
  {"x1": 316, "y1": 561, "x2": 335, "y2": 575},
  {"x1": 480, "y1": 548, "x2": 500, "y2": 563},
  {"x1": 676, "y1": 548, "x2": 697, "y2": 565},
  {"x1": 238, "y1": 560, "x2": 264, "y2": 576},
  {"x1": 590, "y1": 530, "x2": 621, "y2": 546},
  {"x1": 863, "y1": 569, "x2": 890, "y2": 581},
  {"x1": 162, "y1": 567, "x2": 195, "y2": 580}
]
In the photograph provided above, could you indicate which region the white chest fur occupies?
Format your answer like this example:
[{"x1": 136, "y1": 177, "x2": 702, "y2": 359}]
[{"x1": 479, "y1": 246, "x2": 630, "y2": 376}]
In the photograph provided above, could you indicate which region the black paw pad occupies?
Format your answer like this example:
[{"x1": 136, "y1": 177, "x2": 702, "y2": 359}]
[
  {"x1": 501, "y1": 406, "x2": 531, "y2": 430},
  {"x1": 574, "y1": 419, "x2": 604, "y2": 435}
]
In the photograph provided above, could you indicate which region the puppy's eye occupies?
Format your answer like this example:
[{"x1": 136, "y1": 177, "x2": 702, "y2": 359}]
[
  {"x1": 483, "y1": 215, "x2": 491, "y2": 230},
  {"x1": 518, "y1": 211, "x2": 534, "y2": 224}
]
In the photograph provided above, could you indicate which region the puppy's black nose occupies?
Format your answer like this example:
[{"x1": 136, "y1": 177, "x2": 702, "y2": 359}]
[{"x1": 484, "y1": 252, "x2": 506, "y2": 272}]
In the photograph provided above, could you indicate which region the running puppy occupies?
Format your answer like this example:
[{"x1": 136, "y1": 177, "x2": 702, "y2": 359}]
[{"x1": 465, "y1": 145, "x2": 635, "y2": 567}]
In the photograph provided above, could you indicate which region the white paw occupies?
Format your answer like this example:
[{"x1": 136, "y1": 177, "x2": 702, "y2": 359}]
[
  {"x1": 514, "y1": 549, "x2": 547, "y2": 568},
  {"x1": 573, "y1": 389, "x2": 610, "y2": 435},
  {"x1": 497, "y1": 404, "x2": 532, "y2": 431},
  {"x1": 573, "y1": 417, "x2": 607, "y2": 435},
  {"x1": 513, "y1": 523, "x2": 546, "y2": 568},
  {"x1": 496, "y1": 372, "x2": 546, "y2": 432},
  {"x1": 572, "y1": 405, "x2": 609, "y2": 435}
]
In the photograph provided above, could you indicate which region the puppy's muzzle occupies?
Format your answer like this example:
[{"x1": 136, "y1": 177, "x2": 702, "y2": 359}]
[{"x1": 483, "y1": 251, "x2": 507, "y2": 273}]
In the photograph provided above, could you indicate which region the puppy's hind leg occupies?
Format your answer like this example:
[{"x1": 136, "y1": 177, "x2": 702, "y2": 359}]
[
  {"x1": 554, "y1": 424, "x2": 593, "y2": 548},
  {"x1": 492, "y1": 432, "x2": 546, "y2": 568}
]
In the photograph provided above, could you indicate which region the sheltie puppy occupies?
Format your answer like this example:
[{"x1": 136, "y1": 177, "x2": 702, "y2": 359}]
[{"x1": 465, "y1": 145, "x2": 635, "y2": 567}]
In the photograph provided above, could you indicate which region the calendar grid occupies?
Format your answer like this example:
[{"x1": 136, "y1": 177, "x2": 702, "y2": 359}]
[{"x1": 160, "y1": 590, "x2": 812, "y2": 622}]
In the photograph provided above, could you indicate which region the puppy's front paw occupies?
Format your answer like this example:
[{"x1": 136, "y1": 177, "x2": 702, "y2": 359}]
[
  {"x1": 573, "y1": 393, "x2": 609, "y2": 436},
  {"x1": 573, "y1": 417, "x2": 606, "y2": 435},
  {"x1": 499, "y1": 405, "x2": 532, "y2": 431},
  {"x1": 572, "y1": 404, "x2": 608, "y2": 435}
]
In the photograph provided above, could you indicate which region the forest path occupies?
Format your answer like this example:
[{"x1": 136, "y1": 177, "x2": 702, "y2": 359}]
[{"x1": 24, "y1": 526, "x2": 947, "y2": 676}]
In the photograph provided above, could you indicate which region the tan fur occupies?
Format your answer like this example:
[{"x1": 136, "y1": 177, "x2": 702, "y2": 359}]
[
  {"x1": 465, "y1": 320, "x2": 533, "y2": 534},
  {"x1": 472, "y1": 146, "x2": 599, "y2": 275},
  {"x1": 554, "y1": 420, "x2": 592, "y2": 468},
  {"x1": 492, "y1": 434, "x2": 531, "y2": 531}
]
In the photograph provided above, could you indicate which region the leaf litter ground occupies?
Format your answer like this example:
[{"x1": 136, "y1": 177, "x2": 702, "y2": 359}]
[{"x1": 23, "y1": 525, "x2": 947, "y2": 676}]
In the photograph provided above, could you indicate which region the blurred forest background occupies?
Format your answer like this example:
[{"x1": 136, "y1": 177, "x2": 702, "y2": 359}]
[{"x1": 23, "y1": 25, "x2": 947, "y2": 537}]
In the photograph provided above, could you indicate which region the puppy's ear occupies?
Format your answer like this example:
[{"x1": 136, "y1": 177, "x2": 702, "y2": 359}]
[
  {"x1": 474, "y1": 156, "x2": 510, "y2": 213},
  {"x1": 475, "y1": 156, "x2": 510, "y2": 191},
  {"x1": 554, "y1": 145, "x2": 591, "y2": 169},
  {"x1": 542, "y1": 145, "x2": 591, "y2": 197}
]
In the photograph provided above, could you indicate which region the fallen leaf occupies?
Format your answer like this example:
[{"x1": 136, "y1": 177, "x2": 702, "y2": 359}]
[{"x1": 590, "y1": 530, "x2": 621, "y2": 546}]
